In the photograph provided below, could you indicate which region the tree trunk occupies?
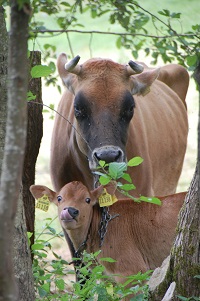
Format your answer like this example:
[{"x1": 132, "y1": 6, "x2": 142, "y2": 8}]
[
  {"x1": 0, "y1": 6, "x2": 8, "y2": 174},
  {"x1": 23, "y1": 51, "x2": 43, "y2": 250},
  {"x1": 0, "y1": 2, "x2": 35, "y2": 301},
  {"x1": 13, "y1": 192, "x2": 35, "y2": 301},
  {"x1": 172, "y1": 167, "x2": 200, "y2": 298},
  {"x1": 149, "y1": 64, "x2": 200, "y2": 300}
]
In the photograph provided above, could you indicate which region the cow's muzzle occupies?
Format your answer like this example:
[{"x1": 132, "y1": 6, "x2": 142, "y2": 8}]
[{"x1": 89, "y1": 146, "x2": 125, "y2": 170}]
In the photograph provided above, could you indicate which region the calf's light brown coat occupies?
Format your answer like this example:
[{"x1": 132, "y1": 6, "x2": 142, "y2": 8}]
[{"x1": 30, "y1": 182, "x2": 186, "y2": 283}]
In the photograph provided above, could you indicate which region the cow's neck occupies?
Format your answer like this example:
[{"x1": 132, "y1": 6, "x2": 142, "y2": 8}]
[
  {"x1": 87, "y1": 206, "x2": 109, "y2": 252},
  {"x1": 68, "y1": 210, "x2": 95, "y2": 254}
]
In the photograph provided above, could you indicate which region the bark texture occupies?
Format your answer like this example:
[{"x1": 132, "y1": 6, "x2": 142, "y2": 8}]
[
  {"x1": 23, "y1": 51, "x2": 43, "y2": 249},
  {"x1": 0, "y1": 2, "x2": 35, "y2": 301},
  {"x1": 13, "y1": 192, "x2": 35, "y2": 301},
  {"x1": 0, "y1": 6, "x2": 8, "y2": 174},
  {"x1": 149, "y1": 64, "x2": 200, "y2": 300},
  {"x1": 172, "y1": 168, "x2": 200, "y2": 298}
]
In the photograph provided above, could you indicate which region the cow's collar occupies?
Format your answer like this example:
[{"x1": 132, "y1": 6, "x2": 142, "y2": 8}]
[
  {"x1": 99, "y1": 206, "x2": 119, "y2": 247},
  {"x1": 70, "y1": 206, "x2": 119, "y2": 266}
]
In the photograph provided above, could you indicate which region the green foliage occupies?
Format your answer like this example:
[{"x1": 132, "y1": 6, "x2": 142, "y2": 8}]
[
  {"x1": 3, "y1": 0, "x2": 200, "y2": 73},
  {"x1": 32, "y1": 218, "x2": 151, "y2": 300},
  {"x1": 31, "y1": 65, "x2": 52, "y2": 78},
  {"x1": 95, "y1": 157, "x2": 161, "y2": 205}
]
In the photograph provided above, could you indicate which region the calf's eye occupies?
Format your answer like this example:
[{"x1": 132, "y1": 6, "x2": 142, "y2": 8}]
[
  {"x1": 85, "y1": 198, "x2": 91, "y2": 204},
  {"x1": 57, "y1": 195, "x2": 62, "y2": 202}
]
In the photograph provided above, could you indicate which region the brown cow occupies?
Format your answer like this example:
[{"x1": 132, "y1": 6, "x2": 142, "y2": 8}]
[
  {"x1": 50, "y1": 55, "x2": 189, "y2": 271},
  {"x1": 30, "y1": 181, "x2": 186, "y2": 296},
  {"x1": 50, "y1": 54, "x2": 189, "y2": 198}
]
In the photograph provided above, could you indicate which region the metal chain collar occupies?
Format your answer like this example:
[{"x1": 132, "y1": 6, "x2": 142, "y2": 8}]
[{"x1": 98, "y1": 206, "x2": 119, "y2": 247}]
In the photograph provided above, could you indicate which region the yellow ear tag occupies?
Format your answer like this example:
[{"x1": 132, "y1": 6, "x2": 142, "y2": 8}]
[
  {"x1": 35, "y1": 195, "x2": 50, "y2": 212},
  {"x1": 111, "y1": 194, "x2": 118, "y2": 204},
  {"x1": 98, "y1": 189, "x2": 118, "y2": 207}
]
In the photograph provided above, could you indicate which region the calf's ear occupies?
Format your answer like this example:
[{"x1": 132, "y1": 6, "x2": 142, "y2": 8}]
[
  {"x1": 130, "y1": 68, "x2": 160, "y2": 96},
  {"x1": 104, "y1": 181, "x2": 117, "y2": 195},
  {"x1": 90, "y1": 185, "x2": 104, "y2": 203},
  {"x1": 90, "y1": 181, "x2": 117, "y2": 204},
  {"x1": 30, "y1": 185, "x2": 57, "y2": 205}
]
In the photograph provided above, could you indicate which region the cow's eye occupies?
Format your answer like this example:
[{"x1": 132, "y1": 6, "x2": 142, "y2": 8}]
[
  {"x1": 57, "y1": 195, "x2": 62, "y2": 202},
  {"x1": 129, "y1": 104, "x2": 134, "y2": 113},
  {"x1": 74, "y1": 105, "x2": 86, "y2": 119},
  {"x1": 85, "y1": 198, "x2": 91, "y2": 204}
]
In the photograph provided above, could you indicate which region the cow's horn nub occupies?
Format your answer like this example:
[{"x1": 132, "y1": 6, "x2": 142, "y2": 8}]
[
  {"x1": 126, "y1": 60, "x2": 144, "y2": 75},
  {"x1": 65, "y1": 55, "x2": 81, "y2": 74}
]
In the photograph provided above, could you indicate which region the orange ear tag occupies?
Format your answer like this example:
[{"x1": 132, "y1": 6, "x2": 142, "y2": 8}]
[
  {"x1": 35, "y1": 195, "x2": 50, "y2": 212},
  {"x1": 99, "y1": 188, "x2": 118, "y2": 207}
]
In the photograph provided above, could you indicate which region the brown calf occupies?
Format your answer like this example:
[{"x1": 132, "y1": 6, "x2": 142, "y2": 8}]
[{"x1": 30, "y1": 182, "x2": 186, "y2": 286}]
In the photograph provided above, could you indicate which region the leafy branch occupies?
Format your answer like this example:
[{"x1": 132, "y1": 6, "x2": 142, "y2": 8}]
[
  {"x1": 31, "y1": 28, "x2": 195, "y2": 39},
  {"x1": 95, "y1": 157, "x2": 161, "y2": 205}
]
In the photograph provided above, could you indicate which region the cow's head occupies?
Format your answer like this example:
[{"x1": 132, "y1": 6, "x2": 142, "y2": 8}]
[
  {"x1": 30, "y1": 182, "x2": 106, "y2": 246},
  {"x1": 57, "y1": 54, "x2": 159, "y2": 171}
]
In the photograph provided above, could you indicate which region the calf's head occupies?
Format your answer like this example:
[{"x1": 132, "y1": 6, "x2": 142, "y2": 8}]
[
  {"x1": 57, "y1": 54, "x2": 159, "y2": 170},
  {"x1": 30, "y1": 182, "x2": 104, "y2": 240}
]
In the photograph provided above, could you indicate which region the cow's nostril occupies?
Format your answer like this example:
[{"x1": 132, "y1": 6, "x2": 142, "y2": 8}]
[
  {"x1": 68, "y1": 207, "x2": 79, "y2": 218},
  {"x1": 94, "y1": 147, "x2": 123, "y2": 163}
]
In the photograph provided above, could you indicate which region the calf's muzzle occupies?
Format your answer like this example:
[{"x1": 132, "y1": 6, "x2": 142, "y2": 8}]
[{"x1": 68, "y1": 207, "x2": 79, "y2": 218}]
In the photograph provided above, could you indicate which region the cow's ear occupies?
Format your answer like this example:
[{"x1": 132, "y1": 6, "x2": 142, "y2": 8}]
[
  {"x1": 130, "y1": 68, "x2": 160, "y2": 96},
  {"x1": 90, "y1": 181, "x2": 117, "y2": 205},
  {"x1": 57, "y1": 53, "x2": 77, "y2": 95},
  {"x1": 90, "y1": 185, "x2": 104, "y2": 204},
  {"x1": 104, "y1": 181, "x2": 117, "y2": 195},
  {"x1": 30, "y1": 185, "x2": 57, "y2": 205}
]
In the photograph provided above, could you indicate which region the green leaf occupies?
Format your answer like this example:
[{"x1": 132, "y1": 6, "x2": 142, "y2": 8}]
[
  {"x1": 100, "y1": 257, "x2": 117, "y2": 263},
  {"x1": 176, "y1": 296, "x2": 189, "y2": 301},
  {"x1": 127, "y1": 157, "x2": 143, "y2": 167},
  {"x1": 116, "y1": 36, "x2": 122, "y2": 49},
  {"x1": 31, "y1": 65, "x2": 52, "y2": 78},
  {"x1": 99, "y1": 175, "x2": 111, "y2": 185},
  {"x1": 158, "y1": 9, "x2": 170, "y2": 17},
  {"x1": 108, "y1": 162, "x2": 127, "y2": 179},
  {"x1": 27, "y1": 232, "x2": 33, "y2": 247},
  {"x1": 139, "y1": 196, "x2": 161, "y2": 205},
  {"x1": 171, "y1": 12, "x2": 181, "y2": 19},
  {"x1": 31, "y1": 243, "x2": 44, "y2": 251},
  {"x1": 56, "y1": 278, "x2": 65, "y2": 290},
  {"x1": 120, "y1": 183, "x2": 136, "y2": 191},
  {"x1": 99, "y1": 160, "x2": 106, "y2": 167},
  {"x1": 27, "y1": 91, "x2": 36, "y2": 101},
  {"x1": 47, "y1": 226, "x2": 56, "y2": 234},
  {"x1": 122, "y1": 173, "x2": 132, "y2": 183},
  {"x1": 94, "y1": 171, "x2": 107, "y2": 177},
  {"x1": 186, "y1": 54, "x2": 198, "y2": 67},
  {"x1": 38, "y1": 286, "x2": 48, "y2": 298}
]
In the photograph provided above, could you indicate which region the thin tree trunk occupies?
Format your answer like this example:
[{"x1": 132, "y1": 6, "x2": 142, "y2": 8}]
[
  {"x1": 149, "y1": 64, "x2": 200, "y2": 300},
  {"x1": 0, "y1": 6, "x2": 8, "y2": 174},
  {"x1": 23, "y1": 51, "x2": 43, "y2": 251},
  {"x1": 0, "y1": 2, "x2": 33, "y2": 300}
]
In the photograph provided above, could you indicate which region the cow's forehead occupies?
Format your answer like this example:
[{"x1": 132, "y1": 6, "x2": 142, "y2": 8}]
[
  {"x1": 59, "y1": 182, "x2": 90, "y2": 200},
  {"x1": 80, "y1": 58, "x2": 126, "y2": 77},
  {"x1": 73, "y1": 59, "x2": 132, "y2": 106}
]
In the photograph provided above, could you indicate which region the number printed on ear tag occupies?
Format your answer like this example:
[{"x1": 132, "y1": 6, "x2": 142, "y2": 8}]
[{"x1": 36, "y1": 195, "x2": 50, "y2": 212}]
